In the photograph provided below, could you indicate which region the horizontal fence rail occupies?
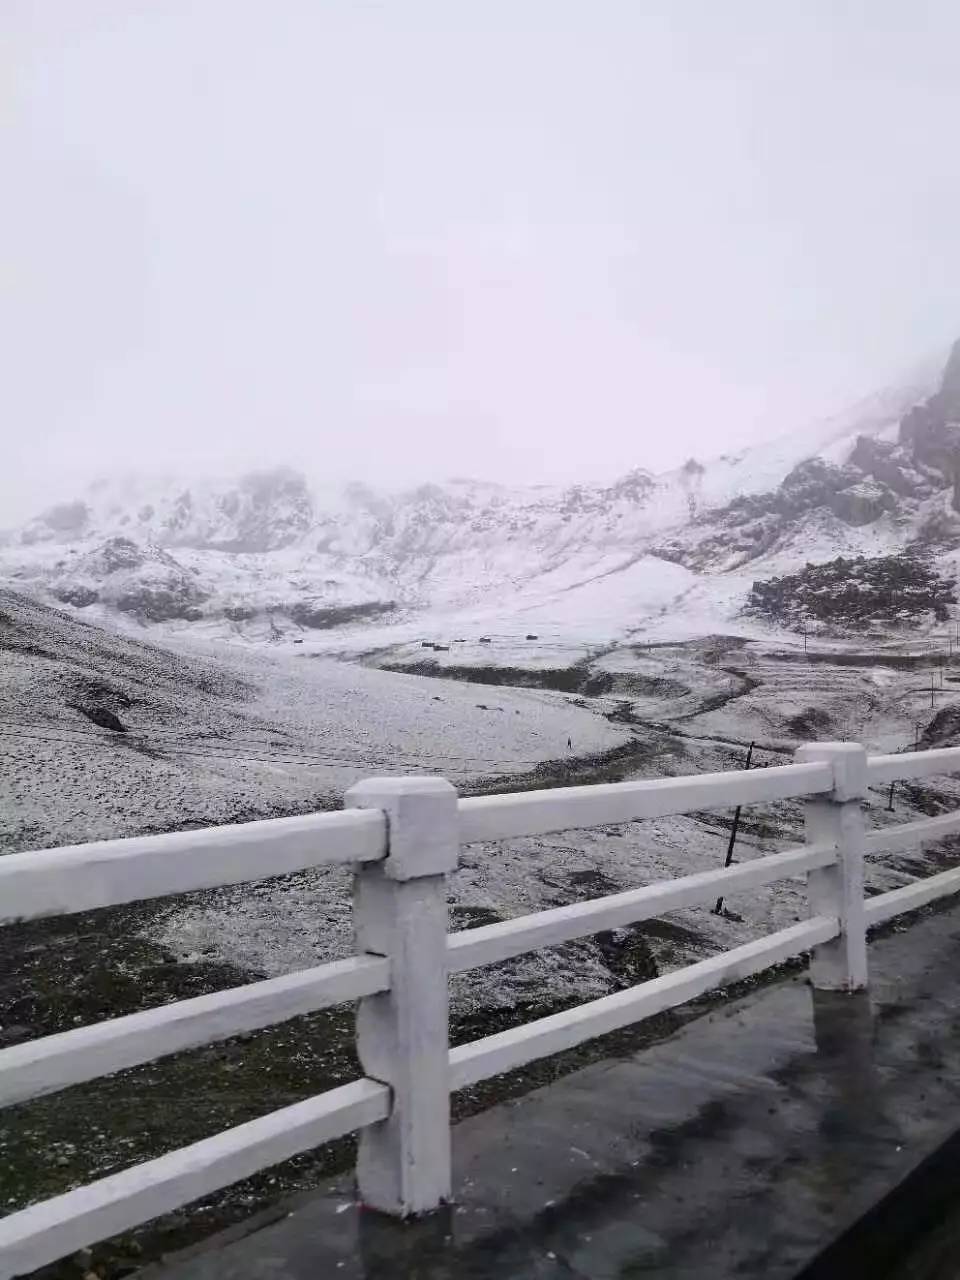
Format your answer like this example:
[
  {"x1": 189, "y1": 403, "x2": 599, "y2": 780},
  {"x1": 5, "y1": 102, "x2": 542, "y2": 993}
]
[
  {"x1": 865, "y1": 866, "x2": 960, "y2": 927},
  {"x1": 0, "y1": 808, "x2": 387, "y2": 924},
  {"x1": 449, "y1": 916, "x2": 839, "y2": 1090},
  {"x1": 0, "y1": 956, "x2": 390, "y2": 1110},
  {"x1": 448, "y1": 841, "x2": 838, "y2": 973},
  {"x1": 3, "y1": 741, "x2": 960, "y2": 1276},
  {"x1": 864, "y1": 809, "x2": 960, "y2": 857},
  {"x1": 867, "y1": 745, "x2": 960, "y2": 785},
  {"x1": 0, "y1": 1080, "x2": 391, "y2": 1279},
  {"x1": 458, "y1": 759, "x2": 834, "y2": 842}
]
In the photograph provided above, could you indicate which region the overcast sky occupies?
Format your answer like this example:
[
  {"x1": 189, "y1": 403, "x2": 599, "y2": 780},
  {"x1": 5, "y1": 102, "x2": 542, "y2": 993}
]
[{"x1": 3, "y1": 2, "x2": 958, "y2": 521}]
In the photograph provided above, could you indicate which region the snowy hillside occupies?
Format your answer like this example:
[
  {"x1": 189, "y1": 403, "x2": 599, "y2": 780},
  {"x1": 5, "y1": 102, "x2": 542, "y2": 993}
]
[
  {"x1": 0, "y1": 589, "x2": 629, "y2": 852},
  {"x1": 2, "y1": 344, "x2": 956, "y2": 649}
]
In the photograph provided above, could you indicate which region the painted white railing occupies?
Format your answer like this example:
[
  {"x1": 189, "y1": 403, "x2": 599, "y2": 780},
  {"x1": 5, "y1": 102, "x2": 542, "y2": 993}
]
[{"x1": 2, "y1": 742, "x2": 960, "y2": 1276}]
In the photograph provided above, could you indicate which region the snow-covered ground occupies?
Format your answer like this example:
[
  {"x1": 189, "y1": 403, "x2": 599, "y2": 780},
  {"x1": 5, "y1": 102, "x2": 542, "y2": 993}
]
[
  {"x1": 0, "y1": 591, "x2": 630, "y2": 852},
  {"x1": 153, "y1": 626, "x2": 960, "y2": 1015},
  {"x1": 6, "y1": 573, "x2": 960, "y2": 1020}
]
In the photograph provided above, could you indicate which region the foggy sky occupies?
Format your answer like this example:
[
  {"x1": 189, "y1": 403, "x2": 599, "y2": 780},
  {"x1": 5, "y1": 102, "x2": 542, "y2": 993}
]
[{"x1": 3, "y1": 1, "x2": 959, "y2": 522}]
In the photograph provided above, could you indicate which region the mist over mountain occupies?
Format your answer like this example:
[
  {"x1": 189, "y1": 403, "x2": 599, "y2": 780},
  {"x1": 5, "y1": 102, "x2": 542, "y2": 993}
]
[{"x1": 3, "y1": 344, "x2": 958, "y2": 645}]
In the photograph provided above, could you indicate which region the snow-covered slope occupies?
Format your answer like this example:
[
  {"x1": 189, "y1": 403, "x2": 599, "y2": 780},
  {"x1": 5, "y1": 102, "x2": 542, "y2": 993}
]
[
  {"x1": 0, "y1": 589, "x2": 628, "y2": 851},
  {"x1": 3, "y1": 344, "x2": 956, "y2": 647}
]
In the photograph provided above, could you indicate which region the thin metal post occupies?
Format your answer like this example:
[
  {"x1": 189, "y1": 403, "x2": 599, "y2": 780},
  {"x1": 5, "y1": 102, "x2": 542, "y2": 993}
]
[{"x1": 713, "y1": 741, "x2": 755, "y2": 915}]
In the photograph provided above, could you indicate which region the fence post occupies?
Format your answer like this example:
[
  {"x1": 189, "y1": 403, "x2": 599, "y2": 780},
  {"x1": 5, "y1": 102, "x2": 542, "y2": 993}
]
[
  {"x1": 346, "y1": 776, "x2": 459, "y2": 1216},
  {"x1": 795, "y1": 741, "x2": 868, "y2": 991}
]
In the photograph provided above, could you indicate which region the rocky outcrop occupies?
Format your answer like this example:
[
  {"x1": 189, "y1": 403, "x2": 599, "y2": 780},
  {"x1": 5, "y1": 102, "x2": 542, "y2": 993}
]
[
  {"x1": 113, "y1": 587, "x2": 206, "y2": 623},
  {"x1": 744, "y1": 554, "x2": 957, "y2": 631},
  {"x1": 898, "y1": 338, "x2": 960, "y2": 510},
  {"x1": 829, "y1": 480, "x2": 896, "y2": 526},
  {"x1": 77, "y1": 704, "x2": 127, "y2": 732},
  {"x1": 672, "y1": 344, "x2": 960, "y2": 570},
  {"x1": 778, "y1": 456, "x2": 857, "y2": 506},
  {"x1": 848, "y1": 435, "x2": 929, "y2": 498},
  {"x1": 910, "y1": 508, "x2": 960, "y2": 553},
  {"x1": 52, "y1": 585, "x2": 100, "y2": 608},
  {"x1": 288, "y1": 600, "x2": 396, "y2": 629},
  {"x1": 94, "y1": 536, "x2": 148, "y2": 573},
  {"x1": 56, "y1": 538, "x2": 210, "y2": 622}
]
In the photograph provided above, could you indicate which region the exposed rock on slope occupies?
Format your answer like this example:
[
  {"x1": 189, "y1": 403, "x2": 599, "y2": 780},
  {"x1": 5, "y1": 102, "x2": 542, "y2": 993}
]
[
  {"x1": 52, "y1": 537, "x2": 209, "y2": 622},
  {"x1": 656, "y1": 343, "x2": 960, "y2": 576},
  {"x1": 743, "y1": 554, "x2": 958, "y2": 631},
  {"x1": 0, "y1": 344, "x2": 954, "y2": 636}
]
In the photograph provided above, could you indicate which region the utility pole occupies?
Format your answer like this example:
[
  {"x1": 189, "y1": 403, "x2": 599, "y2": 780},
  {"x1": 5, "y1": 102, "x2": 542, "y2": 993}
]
[{"x1": 713, "y1": 741, "x2": 755, "y2": 916}]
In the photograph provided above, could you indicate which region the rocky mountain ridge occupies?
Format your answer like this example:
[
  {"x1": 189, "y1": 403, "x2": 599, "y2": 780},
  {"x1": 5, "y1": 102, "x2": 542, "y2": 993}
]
[{"x1": 2, "y1": 343, "x2": 958, "y2": 639}]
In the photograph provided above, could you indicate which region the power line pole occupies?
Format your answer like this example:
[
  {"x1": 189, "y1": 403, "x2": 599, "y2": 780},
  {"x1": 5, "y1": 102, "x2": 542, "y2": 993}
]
[{"x1": 713, "y1": 741, "x2": 755, "y2": 916}]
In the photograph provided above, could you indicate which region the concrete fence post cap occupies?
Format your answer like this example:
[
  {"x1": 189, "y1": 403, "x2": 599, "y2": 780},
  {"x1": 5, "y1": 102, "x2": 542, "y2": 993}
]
[
  {"x1": 345, "y1": 776, "x2": 459, "y2": 880},
  {"x1": 795, "y1": 741, "x2": 867, "y2": 803}
]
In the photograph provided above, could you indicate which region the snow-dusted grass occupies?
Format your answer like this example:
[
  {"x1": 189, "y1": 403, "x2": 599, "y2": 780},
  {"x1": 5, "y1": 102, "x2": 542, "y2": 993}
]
[
  {"x1": 153, "y1": 633, "x2": 960, "y2": 1020},
  {"x1": 0, "y1": 593, "x2": 630, "y2": 852}
]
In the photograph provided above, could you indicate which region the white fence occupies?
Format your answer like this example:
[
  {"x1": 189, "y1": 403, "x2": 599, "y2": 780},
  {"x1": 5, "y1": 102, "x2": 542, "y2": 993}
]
[{"x1": 2, "y1": 741, "x2": 960, "y2": 1276}]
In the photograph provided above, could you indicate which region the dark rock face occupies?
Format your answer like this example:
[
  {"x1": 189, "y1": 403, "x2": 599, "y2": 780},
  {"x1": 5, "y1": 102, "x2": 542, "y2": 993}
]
[
  {"x1": 911, "y1": 508, "x2": 960, "y2": 553},
  {"x1": 606, "y1": 469, "x2": 655, "y2": 504},
  {"x1": 52, "y1": 585, "x2": 99, "y2": 608},
  {"x1": 671, "y1": 344, "x2": 960, "y2": 572},
  {"x1": 778, "y1": 457, "x2": 855, "y2": 505},
  {"x1": 49, "y1": 537, "x2": 210, "y2": 622},
  {"x1": 78, "y1": 705, "x2": 127, "y2": 732},
  {"x1": 68, "y1": 676, "x2": 132, "y2": 732},
  {"x1": 693, "y1": 459, "x2": 900, "y2": 555},
  {"x1": 744, "y1": 554, "x2": 957, "y2": 630},
  {"x1": 114, "y1": 589, "x2": 205, "y2": 622},
  {"x1": 897, "y1": 339, "x2": 960, "y2": 509},
  {"x1": 288, "y1": 600, "x2": 395, "y2": 629},
  {"x1": 848, "y1": 436, "x2": 926, "y2": 497},
  {"x1": 829, "y1": 480, "x2": 896, "y2": 526},
  {"x1": 940, "y1": 337, "x2": 960, "y2": 411},
  {"x1": 676, "y1": 340, "x2": 960, "y2": 572},
  {"x1": 97, "y1": 537, "x2": 147, "y2": 573}
]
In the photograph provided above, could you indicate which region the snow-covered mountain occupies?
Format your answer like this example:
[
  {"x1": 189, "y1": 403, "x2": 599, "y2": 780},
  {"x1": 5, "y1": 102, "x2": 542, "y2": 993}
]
[{"x1": 3, "y1": 343, "x2": 958, "y2": 644}]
